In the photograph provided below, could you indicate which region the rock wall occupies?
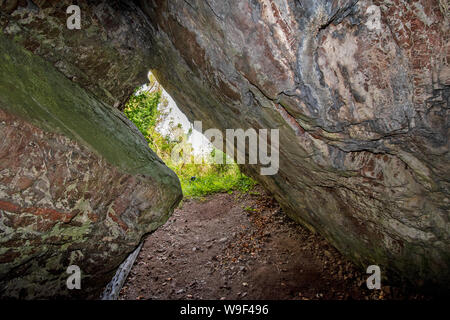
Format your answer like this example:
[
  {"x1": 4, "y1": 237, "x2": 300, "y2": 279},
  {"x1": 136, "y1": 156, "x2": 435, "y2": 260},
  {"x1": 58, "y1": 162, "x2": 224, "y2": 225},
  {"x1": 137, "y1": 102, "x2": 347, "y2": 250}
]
[
  {"x1": 142, "y1": 0, "x2": 449, "y2": 288},
  {"x1": 0, "y1": 2, "x2": 181, "y2": 298}
]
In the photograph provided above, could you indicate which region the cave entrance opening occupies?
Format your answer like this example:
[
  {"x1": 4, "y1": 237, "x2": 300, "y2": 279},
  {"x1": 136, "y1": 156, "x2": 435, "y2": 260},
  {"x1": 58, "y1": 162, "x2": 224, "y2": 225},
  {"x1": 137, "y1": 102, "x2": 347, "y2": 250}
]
[
  {"x1": 116, "y1": 73, "x2": 425, "y2": 301},
  {"x1": 122, "y1": 72, "x2": 257, "y2": 199},
  {"x1": 98, "y1": 71, "x2": 260, "y2": 300}
]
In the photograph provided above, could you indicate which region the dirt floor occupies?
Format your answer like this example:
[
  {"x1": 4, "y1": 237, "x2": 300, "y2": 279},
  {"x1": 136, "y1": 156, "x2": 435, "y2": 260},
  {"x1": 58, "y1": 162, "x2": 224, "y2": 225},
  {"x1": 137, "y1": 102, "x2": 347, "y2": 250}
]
[{"x1": 119, "y1": 186, "x2": 429, "y2": 300}]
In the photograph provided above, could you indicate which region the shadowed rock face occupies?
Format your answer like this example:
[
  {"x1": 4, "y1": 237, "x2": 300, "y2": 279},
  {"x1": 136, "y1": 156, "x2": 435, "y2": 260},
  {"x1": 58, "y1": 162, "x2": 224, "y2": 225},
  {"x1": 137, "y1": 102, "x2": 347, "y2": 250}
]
[
  {"x1": 0, "y1": 1, "x2": 181, "y2": 298},
  {"x1": 142, "y1": 0, "x2": 449, "y2": 287},
  {"x1": 0, "y1": 0, "x2": 448, "y2": 296}
]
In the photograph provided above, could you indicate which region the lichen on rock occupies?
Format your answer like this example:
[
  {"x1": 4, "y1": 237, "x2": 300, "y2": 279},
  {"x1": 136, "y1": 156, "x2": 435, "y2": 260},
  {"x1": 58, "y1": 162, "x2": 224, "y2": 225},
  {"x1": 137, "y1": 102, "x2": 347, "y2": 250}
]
[{"x1": 0, "y1": 0, "x2": 449, "y2": 297}]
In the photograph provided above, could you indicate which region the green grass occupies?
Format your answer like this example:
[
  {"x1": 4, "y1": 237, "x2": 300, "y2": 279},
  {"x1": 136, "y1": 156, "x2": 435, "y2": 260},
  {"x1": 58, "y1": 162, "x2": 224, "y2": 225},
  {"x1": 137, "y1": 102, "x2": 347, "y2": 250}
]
[{"x1": 243, "y1": 206, "x2": 257, "y2": 213}]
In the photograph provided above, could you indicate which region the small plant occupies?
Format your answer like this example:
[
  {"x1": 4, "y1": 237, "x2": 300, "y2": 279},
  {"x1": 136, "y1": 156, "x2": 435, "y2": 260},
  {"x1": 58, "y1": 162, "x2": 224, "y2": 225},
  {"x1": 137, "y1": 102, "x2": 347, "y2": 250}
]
[{"x1": 243, "y1": 206, "x2": 257, "y2": 213}]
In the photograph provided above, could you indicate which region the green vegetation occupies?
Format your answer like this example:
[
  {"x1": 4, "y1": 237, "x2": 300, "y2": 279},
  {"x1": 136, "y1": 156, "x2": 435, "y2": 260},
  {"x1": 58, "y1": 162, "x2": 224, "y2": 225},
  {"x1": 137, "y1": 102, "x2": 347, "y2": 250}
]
[{"x1": 124, "y1": 78, "x2": 257, "y2": 198}]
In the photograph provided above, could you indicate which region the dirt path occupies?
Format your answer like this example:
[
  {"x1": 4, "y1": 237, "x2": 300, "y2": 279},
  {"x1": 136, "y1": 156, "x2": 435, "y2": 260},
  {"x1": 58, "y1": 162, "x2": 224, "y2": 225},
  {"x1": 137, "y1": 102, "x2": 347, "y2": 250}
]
[{"x1": 119, "y1": 187, "x2": 426, "y2": 300}]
